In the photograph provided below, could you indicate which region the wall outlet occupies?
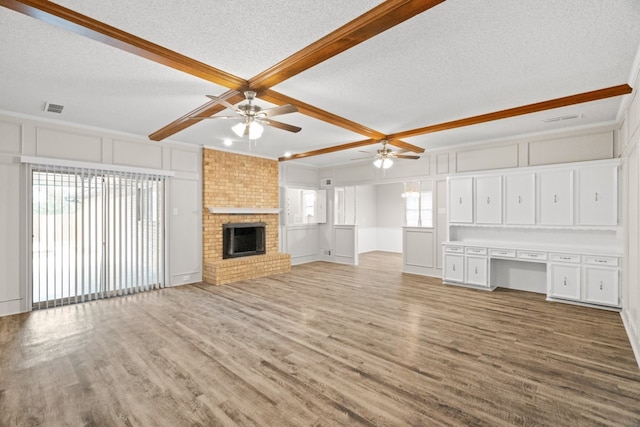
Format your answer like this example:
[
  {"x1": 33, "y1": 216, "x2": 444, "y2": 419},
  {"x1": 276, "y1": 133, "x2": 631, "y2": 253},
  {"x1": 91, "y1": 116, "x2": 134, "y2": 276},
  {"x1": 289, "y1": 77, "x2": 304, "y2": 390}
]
[
  {"x1": 322, "y1": 249, "x2": 332, "y2": 256},
  {"x1": 182, "y1": 274, "x2": 190, "y2": 281}
]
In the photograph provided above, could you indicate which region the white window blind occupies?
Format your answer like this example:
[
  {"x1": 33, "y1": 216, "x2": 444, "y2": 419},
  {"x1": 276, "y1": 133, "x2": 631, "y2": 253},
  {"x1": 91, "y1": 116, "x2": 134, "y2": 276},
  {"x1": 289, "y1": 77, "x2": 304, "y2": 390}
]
[{"x1": 31, "y1": 165, "x2": 166, "y2": 309}]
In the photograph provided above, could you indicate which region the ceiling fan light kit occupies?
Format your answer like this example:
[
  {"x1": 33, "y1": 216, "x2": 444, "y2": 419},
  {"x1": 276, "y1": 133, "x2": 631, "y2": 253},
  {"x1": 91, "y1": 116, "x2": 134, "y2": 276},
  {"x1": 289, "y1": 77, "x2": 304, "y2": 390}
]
[
  {"x1": 374, "y1": 157, "x2": 393, "y2": 169},
  {"x1": 231, "y1": 120, "x2": 264, "y2": 139}
]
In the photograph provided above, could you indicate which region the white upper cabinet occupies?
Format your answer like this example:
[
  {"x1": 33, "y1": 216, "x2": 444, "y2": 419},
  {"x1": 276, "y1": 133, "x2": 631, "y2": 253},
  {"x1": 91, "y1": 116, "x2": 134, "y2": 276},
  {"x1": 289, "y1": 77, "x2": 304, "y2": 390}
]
[
  {"x1": 577, "y1": 165, "x2": 617, "y2": 226},
  {"x1": 475, "y1": 175, "x2": 502, "y2": 224},
  {"x1": 539, "y1": 170, "x2": 573, "y2": 225},
  {"x1": 448, "y1": 177, "x2": 473, "y2": 223},
  {"x1": 504, "y1": 173, "x2": 535, "y2": 225}
]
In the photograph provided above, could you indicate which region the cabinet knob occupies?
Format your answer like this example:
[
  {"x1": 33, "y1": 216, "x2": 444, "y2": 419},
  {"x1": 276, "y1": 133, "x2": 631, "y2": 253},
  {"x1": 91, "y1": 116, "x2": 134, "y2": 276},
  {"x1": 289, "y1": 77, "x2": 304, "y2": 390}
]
[
  {"x1": 595, "y1": 192, "x2": 599, "y2": 202},
  {"x1": 563, "y1": 277, "x2": 567, "y2": 286},
  {"x1": 459, "y1": 197, "x2": 462, "y2": 204},
  {"x1": 475, "y1": 267, "x2": 478, "y2": 274},
  {"x1": 600, "y1": 281, "x2": 604, "y2": 290}
]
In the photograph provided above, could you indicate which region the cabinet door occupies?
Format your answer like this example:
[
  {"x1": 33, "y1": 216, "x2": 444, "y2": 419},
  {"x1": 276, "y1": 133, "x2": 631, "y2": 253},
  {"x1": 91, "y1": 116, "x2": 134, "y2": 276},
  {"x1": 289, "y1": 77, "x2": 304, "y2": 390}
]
[
  {"x1": 584, "y1": 266, "x2": 619, "y2": 307},
  {"x1": 465, "y1": 256, "x2": 488, "y2": 287},
  {"x1": 578, "y1": 165, "x2": 617, "y2": 226},
  {"x1": 475, "y1": 176, "x2": 502, "y2": 224},
  {"x1": 548, "y1": 263, "x2": 581, "y2": 300},
  {"x1": 539, "y1": 170, "x2": 573, "y2": 225},
  {"x1": 443, "y1": 254, "x2": 464, "y2": 283},
  {"x1": 505, "y1": 173, "x2": 535, "y2": 225},
  {"x1": 448, "y1": 177, "x2": 473, "y2": 223}
]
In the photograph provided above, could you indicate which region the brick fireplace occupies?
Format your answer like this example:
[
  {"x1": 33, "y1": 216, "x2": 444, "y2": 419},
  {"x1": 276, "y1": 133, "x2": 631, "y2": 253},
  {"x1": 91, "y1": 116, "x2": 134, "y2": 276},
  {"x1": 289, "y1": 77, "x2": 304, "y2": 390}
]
[{"x1": 202, "y1": 148, "x2": 290, "y2": 285}]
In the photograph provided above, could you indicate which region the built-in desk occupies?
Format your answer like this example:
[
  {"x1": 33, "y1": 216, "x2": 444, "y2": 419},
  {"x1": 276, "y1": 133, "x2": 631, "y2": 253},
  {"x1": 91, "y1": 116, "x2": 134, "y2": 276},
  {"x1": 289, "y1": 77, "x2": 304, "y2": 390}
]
[{"x1": 442, "y1": 241, "x2": 621, "y2": 310}]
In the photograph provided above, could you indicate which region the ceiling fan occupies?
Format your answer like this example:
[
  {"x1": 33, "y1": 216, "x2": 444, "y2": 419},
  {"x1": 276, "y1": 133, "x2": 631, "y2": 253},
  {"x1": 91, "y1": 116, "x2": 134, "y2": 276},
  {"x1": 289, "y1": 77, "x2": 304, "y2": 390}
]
[
  {"x1": 191, "y1": 90, "x2": 301, "y2": 139},
  {"x1": 354, "y1": 140, "x2": 420, "y2": 169}
]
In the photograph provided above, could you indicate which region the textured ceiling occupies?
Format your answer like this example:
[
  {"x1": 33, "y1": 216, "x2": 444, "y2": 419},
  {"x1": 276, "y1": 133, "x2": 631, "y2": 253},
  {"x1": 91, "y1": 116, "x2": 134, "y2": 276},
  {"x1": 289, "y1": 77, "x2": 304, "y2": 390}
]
[{"x1": 1, "y1": 0, "x2": 639, "y2": 167}]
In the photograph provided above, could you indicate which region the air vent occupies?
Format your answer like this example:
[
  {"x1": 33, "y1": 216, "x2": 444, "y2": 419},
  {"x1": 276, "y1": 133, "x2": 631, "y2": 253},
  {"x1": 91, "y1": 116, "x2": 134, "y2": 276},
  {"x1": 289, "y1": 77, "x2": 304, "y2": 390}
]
[
  {"x1": 320, "y1": 178, "x2": 332, "y2": 187},
  {"x1": 44, "y1": 102, "x2": 64, "y2": 114},
  {"x1": 542, "y1": 114, "x2": 581, "y2": 123}
]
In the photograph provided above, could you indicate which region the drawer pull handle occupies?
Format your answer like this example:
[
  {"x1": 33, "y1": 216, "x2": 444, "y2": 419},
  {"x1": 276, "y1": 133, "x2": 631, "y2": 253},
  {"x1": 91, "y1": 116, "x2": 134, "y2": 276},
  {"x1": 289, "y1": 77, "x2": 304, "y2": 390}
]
[
  {"x1": 595, "y1": 192, "x2": 599, "y2": 202},
  {"x1": 554, "y1": 194, "x2": 558, "y2": 203},
  {"x1": 595, "y1": 259, "x2": 607, "y2": 263},
  {"x1": 518, "y1": 195, "x2": 522, "y2": 204},
  {"x1": 452, "y1": 264, "x2": 456, "y2": 272},
  {"x1": 560, "y1": 257, "x2": 571, "y2": 260},
  {"x1": 487, "y1": 196, "x2": 491, "y2": 204},
  {"x1": 563, "y1": 277, "x2": 567, "y2": 286},
  {"x1": 459, "y1": 197, "x2": 462, "y2": 204},
  {"x1": 475, "y1": 267, "x2": 478, "y2": 274},
  {"x1": 600, "y1": 281, "x2": 603, "y2": 290}
]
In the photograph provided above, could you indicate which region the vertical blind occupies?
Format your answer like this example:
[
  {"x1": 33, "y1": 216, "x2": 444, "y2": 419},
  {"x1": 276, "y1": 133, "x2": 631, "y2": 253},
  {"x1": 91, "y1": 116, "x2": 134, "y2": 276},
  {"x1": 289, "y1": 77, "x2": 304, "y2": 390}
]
[{"x1": 32, "y1": 165, "x2": 166, "y2": 309}]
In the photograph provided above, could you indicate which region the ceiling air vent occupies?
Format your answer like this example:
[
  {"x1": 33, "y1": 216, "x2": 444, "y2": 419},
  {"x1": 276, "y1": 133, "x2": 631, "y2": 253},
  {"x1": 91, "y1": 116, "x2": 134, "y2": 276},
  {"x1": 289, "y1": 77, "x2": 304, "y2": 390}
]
[
  {"x1": 44, "y1": 102, "x2": 64, "y2": 114},
  {"x1": 542, "y1": 113, "x2": 581, "y2": 123}
]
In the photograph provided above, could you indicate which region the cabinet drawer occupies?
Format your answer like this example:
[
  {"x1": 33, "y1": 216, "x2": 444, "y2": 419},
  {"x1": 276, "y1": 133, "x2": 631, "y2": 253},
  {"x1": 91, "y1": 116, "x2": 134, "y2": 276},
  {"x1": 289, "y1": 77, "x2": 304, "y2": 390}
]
[
  {"x1": 583, "y1": 256, "x2": 618, "y2": 267},
  {"x1": 489, "y1": 249, "x2": 516, "y2": 258},
  {"x1": 550, "y1": 253, "x2": 580, "y2": 264},
  {"x1": 465, "y1": 247, "x2": 487, "y2": 255},
  {"x1": 517, "y1": 251, "x2": 547, "y2": 261},
  {"x1": 444, "y1": 245, "x2": 464, "y2": 253}
]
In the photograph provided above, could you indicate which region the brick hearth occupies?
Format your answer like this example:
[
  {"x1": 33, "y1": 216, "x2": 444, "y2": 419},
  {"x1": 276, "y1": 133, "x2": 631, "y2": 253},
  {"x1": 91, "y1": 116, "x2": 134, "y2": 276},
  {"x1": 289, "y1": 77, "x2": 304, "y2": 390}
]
[{"x1": 202, "y1": 149, "x2": 290, "y2": 285}]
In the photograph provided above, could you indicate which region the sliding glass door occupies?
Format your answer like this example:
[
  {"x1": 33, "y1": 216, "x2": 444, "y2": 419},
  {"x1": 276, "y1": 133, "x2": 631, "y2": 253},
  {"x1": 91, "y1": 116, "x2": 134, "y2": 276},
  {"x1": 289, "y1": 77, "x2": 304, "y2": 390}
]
[{"x1": 32, "y1": 167, "x2": 165, "y2": 309}]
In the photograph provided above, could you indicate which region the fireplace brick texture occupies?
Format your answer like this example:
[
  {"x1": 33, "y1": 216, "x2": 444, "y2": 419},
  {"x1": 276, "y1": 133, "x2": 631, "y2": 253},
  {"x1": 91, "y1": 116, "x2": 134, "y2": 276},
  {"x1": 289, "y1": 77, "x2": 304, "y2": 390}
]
[{"x1": 202, "y1": 149, "x2": 290, "y2": 285}]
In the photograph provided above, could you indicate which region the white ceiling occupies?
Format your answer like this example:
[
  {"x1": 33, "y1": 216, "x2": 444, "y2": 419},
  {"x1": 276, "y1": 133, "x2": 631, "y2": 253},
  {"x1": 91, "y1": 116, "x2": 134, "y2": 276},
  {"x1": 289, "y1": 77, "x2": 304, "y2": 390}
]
[{"x1": 1, "y1": 0, "x2": 639, "y2": 167}]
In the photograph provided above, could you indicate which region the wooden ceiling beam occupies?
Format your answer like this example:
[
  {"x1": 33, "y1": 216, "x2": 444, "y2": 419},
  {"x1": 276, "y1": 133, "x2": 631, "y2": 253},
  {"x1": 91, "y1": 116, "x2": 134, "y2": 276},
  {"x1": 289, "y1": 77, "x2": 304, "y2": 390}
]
[
  {"x1": 260, "y1": 89, "x2": 385, "y2": 140},
  {"x1": 279, "y1": 139, "x2": 377, "y2": 162},
  {"x1": 249, "y1": 0, "x2": 445, "y2": 91},
  {"x1": 0, "y1": 0, "x2": 247, "y2": 90},
  {"x1": 386, "y1": 139, "x2": 425, "y2": 153},
  {"x1": 388, "y1": 84, "x2": 633, "y2": 140}
]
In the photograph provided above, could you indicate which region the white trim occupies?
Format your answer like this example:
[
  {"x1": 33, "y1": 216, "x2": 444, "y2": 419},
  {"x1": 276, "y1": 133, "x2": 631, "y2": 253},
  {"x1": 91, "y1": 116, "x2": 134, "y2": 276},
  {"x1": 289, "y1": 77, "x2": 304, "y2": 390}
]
[
  {"x1": 207, "y1": 206, "x2": 280, "y2": 214},
  {"x1": 20, "y1": 156, "x2": 175, "y2": 177}
]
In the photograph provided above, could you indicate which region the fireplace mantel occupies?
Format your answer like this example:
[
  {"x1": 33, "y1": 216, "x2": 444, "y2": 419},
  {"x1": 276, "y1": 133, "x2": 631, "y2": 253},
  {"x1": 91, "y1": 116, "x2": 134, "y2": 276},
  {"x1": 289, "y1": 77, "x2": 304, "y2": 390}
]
[{"x1": 207, "y1": 207, "x2": 280, "y2": 215}]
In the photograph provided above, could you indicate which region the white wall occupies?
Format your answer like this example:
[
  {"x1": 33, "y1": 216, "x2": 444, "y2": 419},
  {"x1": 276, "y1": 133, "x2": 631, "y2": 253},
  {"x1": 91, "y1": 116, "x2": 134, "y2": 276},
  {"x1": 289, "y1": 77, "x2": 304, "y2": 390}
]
[
  {"x1": 356, "y1": 185, "x2": 377, "y2": 253},
  {"x1": 375, "y1": 182, "x2": 405, "y2": 253},
  {"x1": 620, "y1": 63, "x2": 640, "y2": 367},
  {"x1": 0, "y1": 113, "x2": 202, "y2": 317}
]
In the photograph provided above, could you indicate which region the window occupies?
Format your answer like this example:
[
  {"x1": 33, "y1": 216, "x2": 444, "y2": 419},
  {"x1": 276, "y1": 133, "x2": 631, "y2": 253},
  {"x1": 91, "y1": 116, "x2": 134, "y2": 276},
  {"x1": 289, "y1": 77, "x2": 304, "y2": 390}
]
[{"x1": 404, "y1": 180, "x2": 433, "y2": 227}]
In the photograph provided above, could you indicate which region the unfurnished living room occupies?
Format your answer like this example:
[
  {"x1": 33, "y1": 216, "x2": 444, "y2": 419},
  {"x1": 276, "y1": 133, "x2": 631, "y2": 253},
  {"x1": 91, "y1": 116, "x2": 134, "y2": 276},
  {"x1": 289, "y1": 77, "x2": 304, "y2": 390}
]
[{"x1": 1, "y1": 1, "x2": 640, "y2": 426}]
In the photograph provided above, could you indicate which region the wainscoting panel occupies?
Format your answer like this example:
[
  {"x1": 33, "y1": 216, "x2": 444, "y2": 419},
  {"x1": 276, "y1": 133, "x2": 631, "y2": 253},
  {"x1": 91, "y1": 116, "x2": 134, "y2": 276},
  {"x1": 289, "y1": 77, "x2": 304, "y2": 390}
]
[
  {"x1": 334, "y1": 225, "x2": 358, "y2": 265},
  {"x1": 285, "y1": 225, "x2": 319, "y2": 265}
]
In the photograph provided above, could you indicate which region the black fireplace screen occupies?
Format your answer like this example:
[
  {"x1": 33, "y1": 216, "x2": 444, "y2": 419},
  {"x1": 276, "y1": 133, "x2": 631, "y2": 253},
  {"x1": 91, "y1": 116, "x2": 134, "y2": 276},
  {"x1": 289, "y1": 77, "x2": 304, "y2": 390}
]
[{"x1": 223, "y1": 222, "x2": 266, "y2": 259}]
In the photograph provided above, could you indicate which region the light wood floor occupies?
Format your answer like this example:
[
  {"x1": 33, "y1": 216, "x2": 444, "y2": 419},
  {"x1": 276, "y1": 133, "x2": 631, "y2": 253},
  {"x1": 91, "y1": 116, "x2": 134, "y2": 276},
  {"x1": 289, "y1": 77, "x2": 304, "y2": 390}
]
[{"x1": 1, "y1": 252, "x2": 640, "y2": 426}]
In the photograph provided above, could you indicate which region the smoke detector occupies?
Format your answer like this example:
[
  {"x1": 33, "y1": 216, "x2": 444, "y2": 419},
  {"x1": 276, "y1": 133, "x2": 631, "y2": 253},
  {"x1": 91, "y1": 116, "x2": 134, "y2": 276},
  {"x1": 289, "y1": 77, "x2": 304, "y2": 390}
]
[{"x1": 43, "y1": 102, "x2": 64, "y2": 114}]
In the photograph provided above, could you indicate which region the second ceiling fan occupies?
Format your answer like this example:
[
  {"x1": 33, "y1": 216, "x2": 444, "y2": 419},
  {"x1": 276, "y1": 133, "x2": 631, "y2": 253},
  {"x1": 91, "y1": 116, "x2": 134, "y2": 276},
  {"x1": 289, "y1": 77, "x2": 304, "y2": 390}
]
[
  {"x1": 354, "y1": 140, "x2": 420, "y2": 169},
  {"x1": 192, "y1": 90, "x2": 301, "y2": 139}
]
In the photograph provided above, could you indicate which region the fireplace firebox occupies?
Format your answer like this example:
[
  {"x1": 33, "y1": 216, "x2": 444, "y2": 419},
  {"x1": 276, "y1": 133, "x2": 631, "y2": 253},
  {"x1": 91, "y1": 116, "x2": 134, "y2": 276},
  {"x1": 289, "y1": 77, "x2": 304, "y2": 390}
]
[{"x1": 223, "y1": 222, "x2": 266, "y2": 259}]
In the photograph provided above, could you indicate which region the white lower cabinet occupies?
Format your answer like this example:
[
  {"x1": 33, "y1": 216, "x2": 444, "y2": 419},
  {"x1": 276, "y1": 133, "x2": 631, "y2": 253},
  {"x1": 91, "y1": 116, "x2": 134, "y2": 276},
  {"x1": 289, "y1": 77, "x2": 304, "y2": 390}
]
[
  {"x1": 583, "y1": 265, "x2": 619, "y2": 307},
  {"x1": 548, "y1": 263, "x2": 581, "y2": 301},
  {"x1": 465, "y1": 255, "x2": 488, "y2": 287},
  {"x1": 443, "y1": 242, "x2": 620, "y2": 310},
  {"x1": 443, "y1": 254, "x2": 464, "y2": 283}
]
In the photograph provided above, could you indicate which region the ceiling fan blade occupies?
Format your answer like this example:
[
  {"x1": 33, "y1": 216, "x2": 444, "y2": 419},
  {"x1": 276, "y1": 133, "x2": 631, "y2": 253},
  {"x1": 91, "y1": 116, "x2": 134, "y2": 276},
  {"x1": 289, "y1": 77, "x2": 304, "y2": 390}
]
[
  {"x1": 189, "y1": 115, "x2": 242, "y2": 120},
  {"x1": 394, "y1": 154, "x2": 421, "y2": 160},
  {"x1": 260, "y1": 119, "x2": 301, "y2": 133},
  {"x1": 258, "y1": 104, "x2": 298, "y2": 118},
  {"x1": 205, "y1": 94, "x2": 241, "y2": 112},
  {"x1": 350, "y1": 155, "x2": 376, "y2": 160}
]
